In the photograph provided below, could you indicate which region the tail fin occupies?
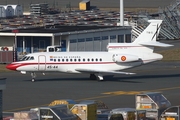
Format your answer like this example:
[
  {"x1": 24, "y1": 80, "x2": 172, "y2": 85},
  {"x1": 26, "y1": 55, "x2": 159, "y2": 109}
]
[
  {"x1": 133, "y1": 19, "x2": 173, "y2": 47},
  {"x1": 133, "y1": 19, "x2": 162, "y2": 43}
]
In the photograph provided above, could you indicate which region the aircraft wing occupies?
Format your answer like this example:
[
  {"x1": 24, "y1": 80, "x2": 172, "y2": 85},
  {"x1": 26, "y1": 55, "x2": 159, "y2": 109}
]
[
  {"x1": 139, "y1": 41, "x2": 174, "y2": 47},
  {"x1": 75, "y1": 68, "x2": 135, "y2": 75}
]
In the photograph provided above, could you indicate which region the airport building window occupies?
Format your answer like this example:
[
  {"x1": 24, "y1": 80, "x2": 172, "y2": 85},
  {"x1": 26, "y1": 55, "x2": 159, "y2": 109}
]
[
  {"x1": 102, "y1": 36, "x2": 108, "y2": 40},
  {"x1": 118, "y1": 35, "x2": 124, "y2": 43},
  {"x1": 70, "y1": 39, "x2": 77, "y2": 43},
  {"x1": 125, "y1": 34, "x2": 131, "y2": 43},
  {"x1": 94, "y1": 37, "x2": 101, "y2": 41},
  {"x1": 110, "y1": 35, "x2": 116, "y2": 39},
  {"x1": 78, "y1": 38, "x2": 85, "y2": 42},
  {"x1": 86, "y1": 38, "x2": 93, "y2": 41}
]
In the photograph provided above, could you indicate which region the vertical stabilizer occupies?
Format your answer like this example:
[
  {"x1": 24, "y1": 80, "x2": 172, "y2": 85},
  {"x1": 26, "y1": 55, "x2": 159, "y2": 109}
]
[{"x1": 133, "y1": 20, "x2": 162, "y2": 44}]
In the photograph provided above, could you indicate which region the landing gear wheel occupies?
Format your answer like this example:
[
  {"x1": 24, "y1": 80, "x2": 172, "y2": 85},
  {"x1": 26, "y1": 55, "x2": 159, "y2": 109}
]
[
  {"x1": 31, "y1": 72, "x2": 36, "y2": 82},
  {"x1": 90, "y1": 74, "x2": 97, "y2": 80},
  {"x1": 97, "y1": 75, "x2": 104, "y2": 81},
  {"x1": 97, "y1": 74, "x2": 104, "y2": 81}
]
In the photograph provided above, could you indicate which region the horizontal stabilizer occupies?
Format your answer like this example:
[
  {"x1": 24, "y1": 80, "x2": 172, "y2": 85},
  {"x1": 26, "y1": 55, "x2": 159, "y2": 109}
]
[
  {"x1": 76, "y1": 68, "x2": 135, "y2": 75},
  {"x1": 139, "y1": 41, "x2": 174, "y2": 47}
]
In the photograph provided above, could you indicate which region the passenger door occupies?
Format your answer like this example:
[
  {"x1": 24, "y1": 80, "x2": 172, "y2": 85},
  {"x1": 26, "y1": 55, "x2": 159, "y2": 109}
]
[{"x1": 38, "y1": 55, "x2": 46, "y2": 71}]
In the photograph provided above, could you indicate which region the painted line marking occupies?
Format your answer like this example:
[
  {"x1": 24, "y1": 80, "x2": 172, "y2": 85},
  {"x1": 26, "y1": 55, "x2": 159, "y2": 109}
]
[{"x1": 102, "y1": 91, "x2": 142, "y2": 95}]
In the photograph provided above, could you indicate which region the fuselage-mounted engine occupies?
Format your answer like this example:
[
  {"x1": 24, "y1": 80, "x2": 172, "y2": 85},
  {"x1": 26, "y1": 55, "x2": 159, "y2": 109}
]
[{"x1": 112, "y1": 54, "x2": 139, "y2": 62}]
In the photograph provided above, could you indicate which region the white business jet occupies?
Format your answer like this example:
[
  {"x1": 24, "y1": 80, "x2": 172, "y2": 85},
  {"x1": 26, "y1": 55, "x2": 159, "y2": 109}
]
[{"x1": 6, "y1": 20, "x2": 173, "y2": 82}]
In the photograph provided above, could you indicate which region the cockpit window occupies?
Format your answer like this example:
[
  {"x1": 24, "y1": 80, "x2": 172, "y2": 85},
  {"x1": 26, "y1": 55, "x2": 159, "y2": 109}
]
[
  {"x1": 20, "y1": 56, "x2": 27, "y2": 61},
  {"x1": 30, "y1": 56, "x2": 34, "y2": 60},
  {"x1": 25, "y1": 56, "x2": 30, "y2": 60},
  {"x1": 20, "y1": 56, "x2": 34, "y2": 61}
]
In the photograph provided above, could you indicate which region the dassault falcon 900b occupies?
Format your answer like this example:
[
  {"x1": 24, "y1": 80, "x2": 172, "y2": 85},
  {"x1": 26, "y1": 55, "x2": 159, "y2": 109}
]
[{"x1": 6, "y1": 20, "x2": 173, "y2": 82}]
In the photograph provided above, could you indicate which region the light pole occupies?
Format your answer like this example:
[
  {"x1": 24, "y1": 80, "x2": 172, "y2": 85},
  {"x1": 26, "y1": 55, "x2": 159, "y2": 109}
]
[
  {"x1": 12, "y1": 29, "x2": 19, "y2": 62},
  {"x1": 120, "y1": 0, "x2": 124, "y2": 26}
]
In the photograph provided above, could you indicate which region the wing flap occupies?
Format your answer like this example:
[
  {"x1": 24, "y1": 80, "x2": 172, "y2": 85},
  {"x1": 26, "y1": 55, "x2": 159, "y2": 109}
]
[{"x1": 75, "y1": 68, "x2": 135, "y2": 75}]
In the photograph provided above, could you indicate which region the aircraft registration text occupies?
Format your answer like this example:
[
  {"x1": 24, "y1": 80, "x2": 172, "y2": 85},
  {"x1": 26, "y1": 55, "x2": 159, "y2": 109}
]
[{"x1": 47, "y1": 65, "x2": 58, "y2": 69}]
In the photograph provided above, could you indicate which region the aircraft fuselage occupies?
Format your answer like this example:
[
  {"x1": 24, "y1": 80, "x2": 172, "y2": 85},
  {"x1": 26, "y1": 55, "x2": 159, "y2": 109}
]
[{"x1": 7, "y1": 51, "x2": 162, "y2": 73}]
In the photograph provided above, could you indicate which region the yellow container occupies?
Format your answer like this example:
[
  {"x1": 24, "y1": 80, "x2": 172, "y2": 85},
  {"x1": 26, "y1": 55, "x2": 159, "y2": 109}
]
[
  {"x1": 79, "y1": 0, "x2": 90, "y2": 10},
  {"x1": 49, "y1": 99, "x2": 76, "y2": 109}
]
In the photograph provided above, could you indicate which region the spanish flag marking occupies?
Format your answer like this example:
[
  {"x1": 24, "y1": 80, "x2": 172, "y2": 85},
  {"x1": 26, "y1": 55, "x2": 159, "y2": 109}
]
[{"x1": 121, "y1": 56, "x2": 126, "y2": 61}]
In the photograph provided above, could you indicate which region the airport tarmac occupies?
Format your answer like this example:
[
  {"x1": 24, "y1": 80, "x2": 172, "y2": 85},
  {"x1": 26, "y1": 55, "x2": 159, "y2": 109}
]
[{"x1": 1, "y1": 61, "x2": 180, "y2": 112}]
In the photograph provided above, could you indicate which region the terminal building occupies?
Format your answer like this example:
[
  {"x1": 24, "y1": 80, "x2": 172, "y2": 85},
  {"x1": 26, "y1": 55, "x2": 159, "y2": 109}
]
[{"x1": 0, "y1": 25, "x2": 132, "y2": 63}]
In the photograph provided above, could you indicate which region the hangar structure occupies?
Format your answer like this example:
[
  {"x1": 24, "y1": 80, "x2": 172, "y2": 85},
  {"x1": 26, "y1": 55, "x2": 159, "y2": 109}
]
[{"x1": 0, "y1": 25, "x2": 132, "y2": 63}]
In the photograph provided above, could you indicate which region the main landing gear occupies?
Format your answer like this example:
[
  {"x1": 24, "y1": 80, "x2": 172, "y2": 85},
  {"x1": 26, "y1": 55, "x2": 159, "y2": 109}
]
[
  {"x1": 89, "y1": 74, "x2": 104, "y2": 81},
  {"x1": 31, "y1": 72, "x2": 36, "y2": 82}
]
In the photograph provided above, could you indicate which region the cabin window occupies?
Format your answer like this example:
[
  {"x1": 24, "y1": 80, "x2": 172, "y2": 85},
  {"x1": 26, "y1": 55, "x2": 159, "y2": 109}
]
[
  {"x1": 62, "y1": 59, "x2": 64, "y2": 62},
  {"x1": 54, "y1": 59, "x2": 56, "y2": 62},
  {"x1": 58, "y1": 59, "x2": 60, "y2": 62},
  {"x1": 96, "y1": 58, "x2": 98, "y2": 61},
  {"x1": 83, "y1": 58, "x2": 85, "y2": 61},
  {"x1": 87, "y1": 59, "x2": 90, "y2": 61},
  {"x1": 100, "y1": 58, "x2": 102, "y2": 61},
  {"x1": 78, "y1": 59, "x2": 81, "y2": 62},
  {"x1": 66, "y1": 59, "x2": 68, "y2": 62},
  {"x1": 74, "y1": 59, "x2": 76, "y2": 62},
  {"x1": 91, "y1": 59, "x2": 94, "y2": 61},
  {"x1": 70, "y1": 59, "x2": 73, "y2": 62}
]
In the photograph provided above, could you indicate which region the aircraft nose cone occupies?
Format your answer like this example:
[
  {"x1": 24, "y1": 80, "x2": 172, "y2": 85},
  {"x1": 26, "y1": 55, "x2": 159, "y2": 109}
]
[{"x1": 6, "y1": 64, "x2": 17, "y2": 71}]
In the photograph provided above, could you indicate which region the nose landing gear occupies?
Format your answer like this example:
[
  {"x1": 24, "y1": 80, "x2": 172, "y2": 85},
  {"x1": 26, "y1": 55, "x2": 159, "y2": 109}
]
[{"x1": 31, "y1": 72, "x2": 36, "y2": 82}]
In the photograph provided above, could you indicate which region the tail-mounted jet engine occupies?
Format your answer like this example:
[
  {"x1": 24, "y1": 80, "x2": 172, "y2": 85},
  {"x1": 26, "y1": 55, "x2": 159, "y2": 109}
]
[{"x1": 112, "y1": 54, "x2": 139, "y2": 62}]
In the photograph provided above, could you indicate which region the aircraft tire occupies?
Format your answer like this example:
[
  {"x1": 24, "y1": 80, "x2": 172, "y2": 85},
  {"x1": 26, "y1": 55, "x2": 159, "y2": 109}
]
[{"x1": 32, "y1": 79, "x2": 35, "y2": 82}]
